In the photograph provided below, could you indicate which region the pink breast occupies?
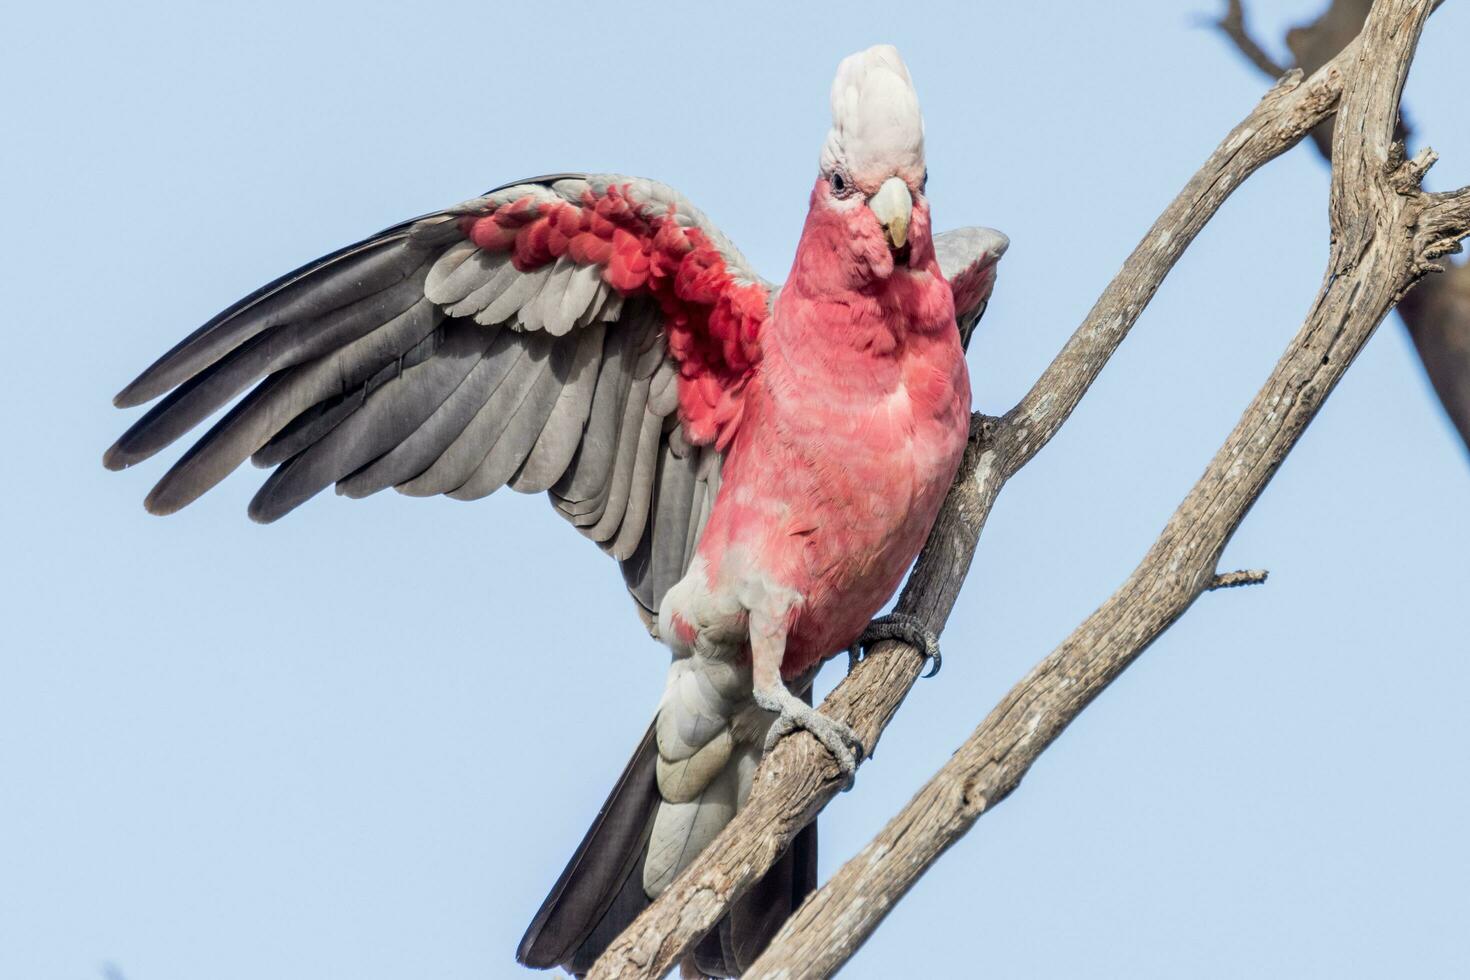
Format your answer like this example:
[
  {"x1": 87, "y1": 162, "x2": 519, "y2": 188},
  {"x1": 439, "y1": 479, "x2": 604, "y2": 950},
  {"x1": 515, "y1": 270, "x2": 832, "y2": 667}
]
[{"x1": 692, "y1": 259, "x2": 971, "y2": 679}]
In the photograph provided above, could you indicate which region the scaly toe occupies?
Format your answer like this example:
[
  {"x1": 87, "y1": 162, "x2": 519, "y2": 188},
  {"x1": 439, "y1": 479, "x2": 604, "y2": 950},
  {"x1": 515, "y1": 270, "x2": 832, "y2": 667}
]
[
  {"x1": 802, "y1": 712, "x2": 865, "y2": 787},
  {"x1": 858, "y1": 613, "x2": 942, "y2": 678},
  {"x1": 760, "y1": 699, "x2": 866, "y2": 788}
]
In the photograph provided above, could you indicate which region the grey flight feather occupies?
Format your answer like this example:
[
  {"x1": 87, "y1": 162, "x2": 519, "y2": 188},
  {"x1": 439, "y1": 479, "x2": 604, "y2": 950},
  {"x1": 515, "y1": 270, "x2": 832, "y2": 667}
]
[
  {"x1": 577, "y1": 369, "x2": 652, "y2": 536},
  {"x1": 105, "y1": 257, "x2": 435, "y2": 472},
  {"x1": 114, "y1": 234, "x2": 427, "y2": 409},
  {"x1": 510, "y1": 321, "x2": 607, "y2": 493},
  {"x1": 449, "y1": 332, "x2": 573, "y2": 500},
  {"x1": 145, "y1": 296, "x2": 445, "y2": 514},
  {"x1": 247, "y1": 324, "x2": 485, "y2": 522},
  {"x1": 552, "y1": 306, "x2": 649, "y2": 504},
  {"x1": 333, "y1": 324, "x2": 504, "y2": 499},
  {"x1": 396, "y1": 332, "x2": 547, "y2": 497},
  {"x1": 607, "y1": 409, "x2": 665, "y2": 560},
  {"x1": 649, "y1": 444, "x2": 699, "y2": 609}
]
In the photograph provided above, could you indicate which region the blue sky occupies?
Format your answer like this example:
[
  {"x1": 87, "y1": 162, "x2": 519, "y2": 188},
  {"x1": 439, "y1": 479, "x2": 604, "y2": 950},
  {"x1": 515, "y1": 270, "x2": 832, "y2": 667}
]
[{"x1": 3, "y1": 2, "x2": 1467, "y2": 977}]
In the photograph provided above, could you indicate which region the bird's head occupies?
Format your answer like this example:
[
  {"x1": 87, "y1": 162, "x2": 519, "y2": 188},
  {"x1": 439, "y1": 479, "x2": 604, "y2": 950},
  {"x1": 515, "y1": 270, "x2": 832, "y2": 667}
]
[{"x1": 796, "y1": 44, "x2": 933, "y2": 290}]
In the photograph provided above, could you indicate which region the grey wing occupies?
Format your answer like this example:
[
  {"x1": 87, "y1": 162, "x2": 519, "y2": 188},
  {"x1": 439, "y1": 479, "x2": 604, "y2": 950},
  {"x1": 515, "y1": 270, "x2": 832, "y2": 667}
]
[
  {"x1": 934, "y1": 226, "x2": 1008, "y2": 348},
  {"x1": 106, "y1": 174, "x2": 759, "y2": 623}
]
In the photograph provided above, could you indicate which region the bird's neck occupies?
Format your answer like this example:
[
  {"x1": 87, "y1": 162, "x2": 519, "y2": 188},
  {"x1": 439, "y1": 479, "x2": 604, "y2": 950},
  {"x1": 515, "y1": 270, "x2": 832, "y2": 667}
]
[{"x1": 779, "y1": 249, "x2": 955, "y2": 359}]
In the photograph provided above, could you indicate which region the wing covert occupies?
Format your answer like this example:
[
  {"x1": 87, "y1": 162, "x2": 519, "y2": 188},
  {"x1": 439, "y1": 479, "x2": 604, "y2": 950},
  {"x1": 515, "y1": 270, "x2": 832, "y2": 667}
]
[{"x1": 934, "y1": 226, "x2": 1008, "y2": 347}]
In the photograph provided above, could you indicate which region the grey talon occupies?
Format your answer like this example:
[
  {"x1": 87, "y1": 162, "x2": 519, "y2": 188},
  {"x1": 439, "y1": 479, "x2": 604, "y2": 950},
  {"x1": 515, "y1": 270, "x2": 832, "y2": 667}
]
[
  {"x1": 754, "y1": 682, "x2": 865, "y2": 789},
  {"x1": 854, "y1": 612, "x2": 942, "y2": 678}
]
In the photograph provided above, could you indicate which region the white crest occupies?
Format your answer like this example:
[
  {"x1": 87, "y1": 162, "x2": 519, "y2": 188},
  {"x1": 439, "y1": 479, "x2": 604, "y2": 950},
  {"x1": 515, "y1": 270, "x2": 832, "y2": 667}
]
[{"x1": 820, "y1": 44, "x2": 926, "y2": 187}]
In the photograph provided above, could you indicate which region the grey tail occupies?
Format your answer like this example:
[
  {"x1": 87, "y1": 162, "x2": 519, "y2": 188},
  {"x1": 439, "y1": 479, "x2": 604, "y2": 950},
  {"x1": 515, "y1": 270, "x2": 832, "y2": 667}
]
[
  {"x1": 517, "y1": 717, "x2": 818, "y2": 978},
  {"x1": 516, "y1": 723, "x2": 660, "y2": 975}
]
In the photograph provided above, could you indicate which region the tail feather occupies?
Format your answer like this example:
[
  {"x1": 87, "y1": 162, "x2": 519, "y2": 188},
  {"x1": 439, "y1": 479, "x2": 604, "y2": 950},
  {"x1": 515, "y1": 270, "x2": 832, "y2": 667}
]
[
  {"x1": 643, "y1": 761, "x2": 738, "y2": 897},
  {"x1": 516, "y1": 724, "x2": 660, "y2": 971},
  {"x1": 520, "y1": 683, "x2": 818, "y2": 977},
  {"x1": 563, "y1": 857, "x2": 655, "y2": 976}
]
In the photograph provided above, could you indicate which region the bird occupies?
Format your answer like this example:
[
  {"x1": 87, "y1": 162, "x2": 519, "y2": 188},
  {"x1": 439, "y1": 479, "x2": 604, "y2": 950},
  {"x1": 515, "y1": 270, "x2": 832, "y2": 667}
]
[{"x1": 105, "y1": 43, "x2": 1005, "y2": 978}]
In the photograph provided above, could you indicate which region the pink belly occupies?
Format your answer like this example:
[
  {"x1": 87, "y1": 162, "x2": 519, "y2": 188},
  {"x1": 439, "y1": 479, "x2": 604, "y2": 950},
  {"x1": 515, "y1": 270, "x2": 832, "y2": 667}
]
[{"x1": 779, "y1": 442, "x2": 960, "y2": 676}]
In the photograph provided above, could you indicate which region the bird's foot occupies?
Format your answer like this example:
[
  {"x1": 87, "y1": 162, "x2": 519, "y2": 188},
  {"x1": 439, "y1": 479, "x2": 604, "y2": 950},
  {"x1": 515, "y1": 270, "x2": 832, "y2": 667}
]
[
  {"x1": 754, "y1": 683, "x2": 865, "y2": 789},
  {"x1": 847, "y1": 612, "x2": 942, "y2": 678}
]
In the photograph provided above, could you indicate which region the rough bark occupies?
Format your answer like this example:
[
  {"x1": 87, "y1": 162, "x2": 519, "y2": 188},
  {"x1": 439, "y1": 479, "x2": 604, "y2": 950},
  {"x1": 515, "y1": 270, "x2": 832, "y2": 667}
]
[
  {"x1": 746, "y1": 1, "x2": 1469, "y2": 974},
  {"x1": 1218, "y1": 0, "x2": 1470, "y2": 454},
  {"x1": 585, "y1": 15, "x2": 1403, "y2": 980}
]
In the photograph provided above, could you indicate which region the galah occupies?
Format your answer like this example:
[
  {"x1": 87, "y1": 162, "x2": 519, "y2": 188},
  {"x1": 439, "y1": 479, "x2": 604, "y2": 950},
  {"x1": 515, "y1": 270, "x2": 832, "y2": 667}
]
[{"x1": 106, "y1": 44, "x2": 1005, "y2": 978}]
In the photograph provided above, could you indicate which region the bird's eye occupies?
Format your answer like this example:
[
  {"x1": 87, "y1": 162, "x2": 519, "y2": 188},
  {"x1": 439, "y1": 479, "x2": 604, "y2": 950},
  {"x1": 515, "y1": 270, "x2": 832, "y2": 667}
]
[
  {"x1": 920, "y1": 169, "x2": 929, "y2": 193},
  {"x1": 830, "y1": 172, "x2": 847, "y2": 195}
]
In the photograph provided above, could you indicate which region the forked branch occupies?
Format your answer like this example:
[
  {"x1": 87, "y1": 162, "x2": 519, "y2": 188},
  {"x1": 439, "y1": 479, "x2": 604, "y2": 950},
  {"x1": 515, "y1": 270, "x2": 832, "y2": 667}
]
[{"x1": 746, "y1": 0, "x2": 1467, "y2": 974}]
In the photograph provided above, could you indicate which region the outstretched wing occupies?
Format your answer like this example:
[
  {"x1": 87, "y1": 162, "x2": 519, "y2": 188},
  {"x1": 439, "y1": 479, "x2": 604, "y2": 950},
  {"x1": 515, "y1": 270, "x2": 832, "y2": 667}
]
[
  {"x1": 934, "y1": 226, "x2": 1008, "y2": 348},
  {"x1": 106, "y1": 174, "x2": 771, "y2": 622}
]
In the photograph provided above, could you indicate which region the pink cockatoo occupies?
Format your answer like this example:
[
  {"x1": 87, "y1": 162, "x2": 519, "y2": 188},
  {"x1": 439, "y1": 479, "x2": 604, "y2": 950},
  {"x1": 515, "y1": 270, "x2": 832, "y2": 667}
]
[{"x1": 106, "y1": 44, "x2": 1005, "y2": 977}]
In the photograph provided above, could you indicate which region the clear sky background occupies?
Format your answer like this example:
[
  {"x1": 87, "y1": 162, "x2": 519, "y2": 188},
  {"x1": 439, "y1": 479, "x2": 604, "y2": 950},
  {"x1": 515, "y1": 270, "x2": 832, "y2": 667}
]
[{"x1": 3, "y1": 2, "x2": 1467, "y2": 978}]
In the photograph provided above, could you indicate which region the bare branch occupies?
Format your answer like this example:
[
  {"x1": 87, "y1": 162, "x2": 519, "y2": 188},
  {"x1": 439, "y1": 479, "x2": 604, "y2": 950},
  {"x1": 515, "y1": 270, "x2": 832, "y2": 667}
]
[
  {"x1": 585, "y1": 19, "x2": 1373, "y2": 980},
  {"x1": 1207, "y1": 568, "x2": 1269, "y2": 590},
  {"x1": 746, "y1": 2, "x2": 1466, "y2": 974},
  {"x1": 1217, "y1": 0, "x2": 1470, "y2": 455},
  {"x1": 1422, "y1": 188, "x2": 1470, "y2": 253}
]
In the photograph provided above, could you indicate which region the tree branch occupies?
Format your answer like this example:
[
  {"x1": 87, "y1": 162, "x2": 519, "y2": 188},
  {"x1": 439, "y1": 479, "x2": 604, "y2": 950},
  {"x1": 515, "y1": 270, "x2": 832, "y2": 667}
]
[
  {"x1": 1214, "y1": 0, "x2": 1289, "y2": 78},
  {"x1": 586, "y1": 19, "x2": 1377, "y2": 980},
  {"x1": 746, "y1": 1, "x2": 1465, "y2": 974},
  {"x1": 1216, "y1": 0, "x2": 1470, "y2": 455}
]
